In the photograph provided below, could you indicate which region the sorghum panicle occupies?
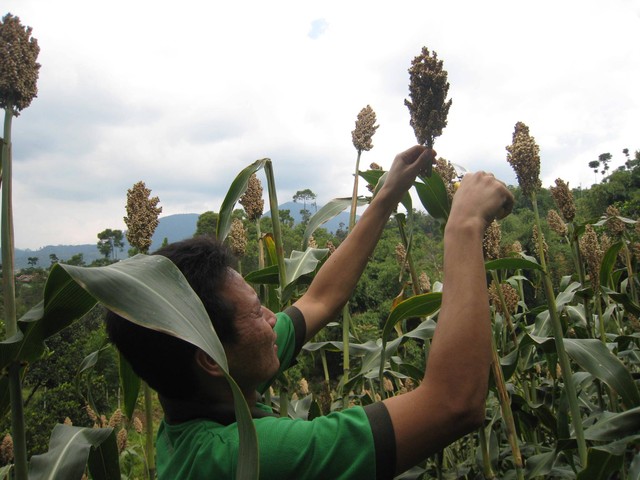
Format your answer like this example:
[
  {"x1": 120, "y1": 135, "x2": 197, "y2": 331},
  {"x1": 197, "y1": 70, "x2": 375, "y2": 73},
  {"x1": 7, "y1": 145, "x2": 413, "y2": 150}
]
[
  {"x1": 604, "y1": 205, "x2": 625, "y2": 237},
  {"x1": 108, "y1": 408, "x2": 123, "y2": 429},
  {"x1": 239, "y1": 174, "x2": 264, "y2": 221},
  {"x1": 547, "y1": 209, "x2": 568, "y2": 237},
  {"x1": 433, "y1": 157, "x2": 457, "y2": 201},
  {"x1": 351, "y1": 105, "x2": 379, "y2": 152},
  {"x1": 483, "y1": 220, "x2": 502, "y2": 260},
  {"x1": 579, "y1": 224, "x2": 603, "y2": 284},
  {"x1": 308, "y1": 235, "x2": 318, "y2": 249},
  {"x1": 506, "y1": 122, "x2": 541, "y2": 196},
  {"x1": 404, "y1": 46, "x2": 452, "y2": 148},
  {"x1": 0, "y1": 434, "x2": 13, "y2": 464},
  {"x1": 0, "y1": 13, "x2": 40, "y2": 115},
  {"x1": 229, "y1": 218, "x2": 247, "y2": 257},
  {"x1": 550, "y1": 178, "x2": 576, "y2": 222},
  {"x1": 419, "y1": 271, "x2": 431, "y2": 293},
  {"x1": 532, "y1": 224, "x2": 548, "y2": 259},
  {"x1": 488, "y1": 281, "x2": 519, "y2": 315},
  {"x1": 117, "y1": 428, "x2": 128, "y2": 453},
  {"x1": 395, "y1": 243, "x2": 406, "y2": 266},
  {"x1": 325, "y1": 240, "x2": 336, "y2": 255},
  {"x1": 124, "y1": 181, "x2": 163, "y2": 253}
]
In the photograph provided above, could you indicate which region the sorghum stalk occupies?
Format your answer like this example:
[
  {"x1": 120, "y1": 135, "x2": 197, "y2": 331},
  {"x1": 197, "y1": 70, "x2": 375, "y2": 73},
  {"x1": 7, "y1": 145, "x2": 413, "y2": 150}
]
[
  {"x1": 478, "y1": 424, "x2": 497, "y2": 479},
  {"x1": 532, "y1": 194, "x2": 588, "y2": 465},
  {"x1": 490, "y1": 334, "x2": 524, "y2": 479}
]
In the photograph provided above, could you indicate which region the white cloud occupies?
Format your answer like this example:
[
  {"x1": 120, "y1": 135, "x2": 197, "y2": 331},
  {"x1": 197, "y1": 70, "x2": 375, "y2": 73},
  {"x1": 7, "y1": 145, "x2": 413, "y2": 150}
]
[{"x1": 3, "y1": 0, "x2": 640, "y2": 249}]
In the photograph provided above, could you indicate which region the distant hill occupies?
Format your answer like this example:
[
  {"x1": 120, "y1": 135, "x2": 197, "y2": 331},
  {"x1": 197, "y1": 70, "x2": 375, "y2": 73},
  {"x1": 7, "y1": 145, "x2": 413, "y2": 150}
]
[{"x1": 10, "y1": 203, "x2": 355, "y2": 270}]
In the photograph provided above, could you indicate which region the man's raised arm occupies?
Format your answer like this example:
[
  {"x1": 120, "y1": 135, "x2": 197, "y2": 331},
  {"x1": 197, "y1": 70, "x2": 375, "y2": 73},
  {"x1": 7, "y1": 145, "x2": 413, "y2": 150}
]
[
  {"x1": 382, "y1": 171, "x2": 514, "y2": 474},
  {"x1": 293, "y1": 146, "x2": 436, "y2": 342}
]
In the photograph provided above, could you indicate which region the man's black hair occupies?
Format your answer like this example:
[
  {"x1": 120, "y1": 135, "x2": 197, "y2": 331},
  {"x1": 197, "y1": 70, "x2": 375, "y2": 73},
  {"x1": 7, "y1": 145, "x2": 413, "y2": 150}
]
[{"x1": 105, "y1": 236, "x2": 236, "y2": 400}]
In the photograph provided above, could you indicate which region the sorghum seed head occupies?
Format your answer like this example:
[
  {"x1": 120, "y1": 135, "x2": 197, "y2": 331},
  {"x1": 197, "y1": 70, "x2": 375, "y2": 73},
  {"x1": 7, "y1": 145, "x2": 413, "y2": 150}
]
[
  {"x1": 308, "y1": 235, "x2": 318, "y2": 248},
  {"x1": 547, "y1": 209, "x2": 568, "y2": 237},
  {"x1": 550, "y1": 178, "x2": 575, "y2": 222},
  {"x1": 532, "y1": 224, "x2": 548, "y2": 259},
  {"x1": 63, "y1": 417, "x2": 73, "y2": 426},
  {"x1": 239, "y1": 174, "x2": 264, "y2": 221},
  {"x1": 506, "y1": 121, "x2": 541, "y2": 196},
  {"x1": 133, "y1": 416, "x2": 143, "y2": 434},
  {"x1": 0, "y1": 434, "x2": 13, "y2": 464},
  {"x1": 0, "y1": 13, "x2": 40, "y2": 116},
  {"x1": 351, "y1": 105, "x2": 379, "y2": 152},
  {"x1": 325, "y1": 240, "x2": 336, "y2": 255},
  {"x1": 483, "y1": 220, "x2": 502, "y2": 260},
  {"x1": 124, "y1": 181, "x2": 162, "y2": 254},
  {"x1": 395, "y1": 243, "x2": 406, "y2": 266},
  {"x1": 433, "y1": 157, "x2": 457, "y2": 201},
  {"x1": 117, "y1": 428, "x2": 128, "y2": 453},
  {"x1": 369, "y1": 162, "x2": 383, "y2": 170},
  {"x1": 404, "y1": 46, "x2": 452, "y2": 148},
  {"x1": 418, "y1": 271, "x2": 431, "y2": 293},
  {"x1": 85, "y1": 404, "x2": 98, "y2": 423},
  {"x1": 383, "y1": 377, "x2": 394, "y2": 392},
  {"x1": 604, "y1": 205, "x2": 625, "y2": 237},
  {"x1": 579, "y1": 224, "x2": 603, "y2": 286},
  {"x1": 229, "y1": 218, "x2": 247, "y2": 257},
  {"x1": 108, "y1": 408, "x2": 123, "y2": 429},
  {"x1": 299, "y1": 378, "x2": 309, "y2": 395}
]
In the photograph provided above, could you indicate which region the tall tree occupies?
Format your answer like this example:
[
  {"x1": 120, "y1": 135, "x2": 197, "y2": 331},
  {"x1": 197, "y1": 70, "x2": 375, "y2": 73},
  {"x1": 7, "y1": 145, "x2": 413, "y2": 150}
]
[
  {"x1": 96, "y1": 228, "x2": 124, "y2": 260},
  {"x1": 292, "y1": 189, "x2": 317, "y2": 213}
]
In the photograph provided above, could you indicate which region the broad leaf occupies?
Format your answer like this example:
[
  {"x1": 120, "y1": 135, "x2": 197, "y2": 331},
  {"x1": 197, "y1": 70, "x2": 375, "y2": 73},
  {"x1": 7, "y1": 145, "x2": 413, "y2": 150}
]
[
  {"x1": 283, "y1": 249, "x2": 328, "y2": 288},
  {"x1": 381, "y1": 293, "x2": 442, "y2": 346},
  {"x1": 583, "y1": 407, "x2": 640, "y2": 441},
  {"x1": 600, "y1": 241, "x2": 624, "y2": 289},
  {"x1": 564, "y1": 339, "x2": 640, "y2": 408},
  {"x1": 217, "y1": 158, "x2": 268, "y2": 241},
  {"x1": 414, "y1": 173, "x2": 450, "y2": 222},
  {"x1": 29, "y1": 425, "x2": 117, "y2": 480},
  {"x1": 484, "y1": 257, "x2": 543, "y2": 272},
  {"x1": 302, "y1": 197, "x2": 367, "y2": 249},
  {"x1": 577, "y1": 448, "x2": 623, "y2": 480},
  {"x1": 118, "y1": 351, "x2": 141, "y2": 420}
]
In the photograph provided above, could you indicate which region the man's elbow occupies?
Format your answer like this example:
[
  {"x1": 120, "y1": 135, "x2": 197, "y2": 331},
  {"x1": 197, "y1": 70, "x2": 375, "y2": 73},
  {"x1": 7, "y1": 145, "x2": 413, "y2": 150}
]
[{"x1": 446, "y1": 393, "x2": 487, "y2": 436}]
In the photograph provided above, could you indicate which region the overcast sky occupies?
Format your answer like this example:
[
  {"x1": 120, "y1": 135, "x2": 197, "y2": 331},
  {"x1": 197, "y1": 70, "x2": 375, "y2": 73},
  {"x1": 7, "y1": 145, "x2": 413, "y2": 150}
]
[{"x1": 4, "y1": 0, "x2": 640, "y2": 250}]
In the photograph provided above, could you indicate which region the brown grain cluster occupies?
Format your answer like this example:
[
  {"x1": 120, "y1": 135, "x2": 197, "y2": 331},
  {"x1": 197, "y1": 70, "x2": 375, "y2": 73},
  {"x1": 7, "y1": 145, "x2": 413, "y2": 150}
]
[
  {"x1": 550, "y1": 178, "x2": 575, "y2": 222},
  {"x1": 604, "y1": 205, "x2": 625, "y2": 237},
  {"x1": 547, "y1": 209, "x2": 568, "y2": 237},
  {"x1": 579, "y1": 224, "x2": 603, "y2": 284},
  {"x1": 0, "y1": 13, "x2": 40, "y2": 115},
  {"x1": 239, "y1": 174, "x2": 264, "y2": 221},
  {"x1": 124, "y1": 181, "x2": 162, "y2": 254},
  {"x1": 351, "y1": 105, "x2": 379, "y2": 152},
  {"x1": 506, "y1": 122, "x2": 541, "y2": 196},
  {"x1": 229, "y1": 218, "x2": 247, "y2": 257},
  {"x1": 483, "y1": 220, "x2": 502, "y2": 260},
  {"x1": 404, "y1": 46, "x2": 452, "y2": 148}
]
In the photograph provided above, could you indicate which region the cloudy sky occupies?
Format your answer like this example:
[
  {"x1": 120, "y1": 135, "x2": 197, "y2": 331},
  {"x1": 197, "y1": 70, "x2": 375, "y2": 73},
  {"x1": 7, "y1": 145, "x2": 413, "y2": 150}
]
[{"x1": 4, "y1": 0, "x2": 640, "y2": 250}]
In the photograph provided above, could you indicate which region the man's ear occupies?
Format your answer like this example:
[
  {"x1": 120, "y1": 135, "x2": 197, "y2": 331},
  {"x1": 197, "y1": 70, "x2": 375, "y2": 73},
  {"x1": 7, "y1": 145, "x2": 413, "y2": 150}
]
[{"x1": 194, "y1": 349, "x2": 226, "y2": 378}]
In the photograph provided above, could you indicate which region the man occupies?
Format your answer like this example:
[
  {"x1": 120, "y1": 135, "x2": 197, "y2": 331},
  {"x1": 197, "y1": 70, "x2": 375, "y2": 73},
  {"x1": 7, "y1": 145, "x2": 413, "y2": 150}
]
[{"x1": 106, "y1": 145, "x2": 513, "y2": 478}]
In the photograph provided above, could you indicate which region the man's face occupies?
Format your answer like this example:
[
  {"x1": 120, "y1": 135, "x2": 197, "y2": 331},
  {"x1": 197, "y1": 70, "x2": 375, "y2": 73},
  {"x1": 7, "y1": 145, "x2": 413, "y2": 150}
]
[{"x1": 220, "y1": 269, "x2": 280, "y2": 388}]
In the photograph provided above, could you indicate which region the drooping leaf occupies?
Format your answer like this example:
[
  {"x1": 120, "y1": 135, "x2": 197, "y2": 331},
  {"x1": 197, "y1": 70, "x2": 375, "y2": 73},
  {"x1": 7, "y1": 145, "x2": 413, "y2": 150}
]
[
  {"x1": 484, "y1": 257, "x2": 544, "y2": 272},
  {"x1": 583, "y1": 407, "x2": 640, "y2": 441},
  {"x1": 28, "y1": 425, "x2": 117, "y2": 480},
  {"x1": 381, "y1": 293, "x2": 442, "y2": 346},
  {"x1": 576, "y1": 448, "x2": 623, "y2": 480},
  {"x1": 217, "y1": 158, "x2": 269, "y2": 241},
  {"x1": 302, "y1": 197, "x2": 367, "y2": 249},
  {"x1": 564, "y1": 339, "x2": 640, "y2": 408}
]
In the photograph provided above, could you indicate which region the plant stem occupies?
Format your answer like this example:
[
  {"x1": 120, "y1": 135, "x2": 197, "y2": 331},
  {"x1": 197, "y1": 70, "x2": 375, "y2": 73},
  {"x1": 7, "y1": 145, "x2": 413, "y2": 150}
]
[
  {"x1": 478, "y1": 423, "x2": 496, "y2": 479},
  {"x1": 531, "y1": 192, "x2": 588, "y2": 466},
  {"x1": 143, "y1": 382, "x2": 156, "y2": 479},
  {"x1": 2, "y1": 106, "x2": 28, "y2": 480},
  {"x1": 490, "y1": 335, "x2": 524, "y2": 480}
]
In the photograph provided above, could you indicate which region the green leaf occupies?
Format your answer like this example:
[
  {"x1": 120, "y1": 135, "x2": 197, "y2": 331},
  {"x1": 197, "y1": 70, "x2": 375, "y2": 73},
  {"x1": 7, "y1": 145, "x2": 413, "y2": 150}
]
[
  {"x1": 484, "y1": 257, "x2": 544, "y2": 272},
  {"x1": 86, "y1": 429, "x2": 120, "y2": 480},
  {"x1": 381, "y1": 293, "x2": 442, "y2": 345},
  {"x1": 302, "y1": 197, "x2": 367, "y2": 249},
  {"x1": 244, "y1": 265, "x2": 280, "y2": 285},
  {"x1": 576, "y1": 448, "x2": 623, "y2": 480},
  {"x1": 600, "y1": 241, "x2": 624, "y2": 289},
  {"x1": 414, "y1": 173, "x2": 450, "y2": 222},
  {"x1": 583, "y1": 407, "x2": 640, "y2": 441},
  {"x1": 564, "y1": 339, "x2": 640, "y2": 408},
  {"x1": 28, "y1": 425, "x2": 117, "y2": 480},
  {"x1": 217, "y1": 158, "x2": 268, "y2": 241},
  {"x1": 283, "y1": 249, "x2": 328, "y2": 289},
  {"x1": 524, "y1": 450, "x2": 557, "y2": 478}
]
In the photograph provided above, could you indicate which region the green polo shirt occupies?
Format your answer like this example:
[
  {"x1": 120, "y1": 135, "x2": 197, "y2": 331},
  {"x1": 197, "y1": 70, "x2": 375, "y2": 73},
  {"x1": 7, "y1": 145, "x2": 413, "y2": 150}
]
[{"x1": 156, "y1": 307, "x2": 396, "y2": 479}]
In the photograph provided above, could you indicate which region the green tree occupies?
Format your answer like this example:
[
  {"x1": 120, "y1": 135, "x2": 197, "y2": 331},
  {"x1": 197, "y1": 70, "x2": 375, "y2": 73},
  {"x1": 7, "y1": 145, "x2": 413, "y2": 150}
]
[
  {"x1": 194, "y1": 211, "x2": 218, "y2": 236},
  {"x1": 27, "y1": 257, "x2": 38, "y2": 267},
  {"x1": 293, "y1": 189, "x2": 317, "y2": 214},
  {"x1": 48, "y1": 253, "x2": 58, "y2": 266},
  {"x1": 63, "y1": 253, "x2": 85, "y2": 266},
  {"x1": 96, "y1": 228, "x2": 124, "y2": 260},
  {"x1": 588, "y1": 160, "x2": 600, "y2": 183}
]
